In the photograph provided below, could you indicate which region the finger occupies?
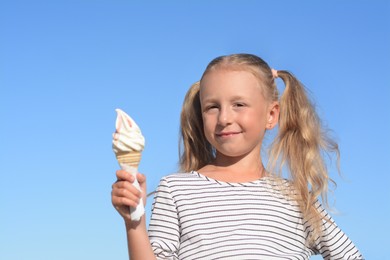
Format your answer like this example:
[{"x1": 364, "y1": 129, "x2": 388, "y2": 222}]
[
  {"x1": 112, "y1": 182, "x2": 142, "y2": 198},
  {"x1": 116, "y1": 169, "x2": 134, "y2": 182},
  {"x1": 136, "y1": 172, "x2": 146, "y2": 184},
  {"x1": 111, "y1": 189, "x2": 140, "y2": 204},
  {"x1": 112, "y1": 195, "x2": 139, "y2": 209},
  {"x1": 112, "y1": 178, "x2": 139, "y2": 192},
  {"x1": 111, "y1": 185, "x2": 141, "y2": 206}
]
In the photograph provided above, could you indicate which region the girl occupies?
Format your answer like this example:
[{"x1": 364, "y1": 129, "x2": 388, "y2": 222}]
[{"x1": 112, "y1": 54, "x2": 364, "y2": 259}]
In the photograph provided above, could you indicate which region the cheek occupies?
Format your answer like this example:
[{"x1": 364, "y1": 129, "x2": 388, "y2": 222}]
[
  {"x1": 202, "y1": 115, "x2": 209, "y2": 129},
  {"x1": 202, "y1": 113, "x2": 216, "y2": 128},
  {"x1": 202, "y1": 115, "x2": 213, "y2": 135},
  {"x1": 202, "y1": 116, "x2": 218, "y2": 145},
  {"x1": 202, "y1": 125, "x2": 214, "y2": 147},
  {"x1": 241, "y1": 110, "x2": 268, "y2": 128}
]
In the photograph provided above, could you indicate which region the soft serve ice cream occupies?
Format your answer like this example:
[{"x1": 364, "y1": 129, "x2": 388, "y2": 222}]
[
  {"x1": 113, "y1": 108, "x2": 145, "y2": 156},
  {"x1": 112, "y1": 108, "x2": 145, "y2": 221}
]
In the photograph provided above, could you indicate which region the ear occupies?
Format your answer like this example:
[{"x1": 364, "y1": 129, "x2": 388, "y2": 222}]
[{"x1": 266, "y1": 102, "x2": 279, "y2": 130}]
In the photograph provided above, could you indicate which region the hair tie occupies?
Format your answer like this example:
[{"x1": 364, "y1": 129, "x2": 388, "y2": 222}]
[{"x1": 271, "y1": 69, "x2": 278, "y2": 79}]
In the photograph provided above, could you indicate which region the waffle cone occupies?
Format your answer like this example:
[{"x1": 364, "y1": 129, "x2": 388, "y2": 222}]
[{"x1": 116, "y1": 151, "x2": 142, "y2": 168}]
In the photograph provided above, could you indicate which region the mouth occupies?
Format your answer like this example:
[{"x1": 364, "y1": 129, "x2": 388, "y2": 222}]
[{"x1": 216, "y1": 131, "x2": 242, "y2": 138}]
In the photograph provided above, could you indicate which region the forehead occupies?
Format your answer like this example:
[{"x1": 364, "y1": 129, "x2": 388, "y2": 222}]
[
  {"x1": 199, "y1": 69, "x2": 266, "y2": 101},
  {"x1": 204, "y1": 62, "x2": 266, "y2": 81},
  {"x1": 200, "y1": 68, "x2": 264, "y2": 92}
]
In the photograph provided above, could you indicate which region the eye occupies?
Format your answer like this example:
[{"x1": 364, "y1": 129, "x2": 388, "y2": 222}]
[
  {"x1": 204, "y1": 104, "x2": 219, "y2": 112},
  {"x1": 234, "y1": 102, "x2": 246, "y2": 107}
]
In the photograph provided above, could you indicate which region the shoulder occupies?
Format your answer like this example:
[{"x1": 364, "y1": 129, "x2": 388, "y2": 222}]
[
  {"x1": 264, "y1": 175, "x2": 295, "y2": 192},
  {"x1": 153, "y1": 172, "x2": 210, "y2": 203},
  {"x1": 157, "y1": 171, "x2": 204, "y2": 189},
  {"x1": 262, "y1": 175, "x2": 303, "y2": 205},
  {"x1": 160, "y1": 171, "x2": 200, "y2": 183}
]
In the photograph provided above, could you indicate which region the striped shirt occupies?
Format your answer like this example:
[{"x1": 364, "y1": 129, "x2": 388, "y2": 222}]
[{"x1": 148, "y1": 171, "x2": 363, "y2": 260}]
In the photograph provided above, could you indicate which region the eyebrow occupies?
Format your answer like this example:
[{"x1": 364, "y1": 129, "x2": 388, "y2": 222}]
[{"x1": 202, "y1": 95, "x2": 247, "y2": 103}]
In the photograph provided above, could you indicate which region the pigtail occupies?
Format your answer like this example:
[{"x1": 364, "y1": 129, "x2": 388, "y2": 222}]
[
  {"x1": 268, "y1": 70, "x2": 340, "y2": 242},
  {"x1": 179, "y1": 82, "x2": 214, "y2": 172}
]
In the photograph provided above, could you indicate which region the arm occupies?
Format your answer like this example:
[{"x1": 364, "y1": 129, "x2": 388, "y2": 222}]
[
  {"x1": 125, "y1": 216, "x2": 155, "y2": 260},
  {"x1": 112, "y1": 170, "x2": 156, "y2": 260},
  {"x1": 312, "y1": 203, "x2": 364, "y2": 260},
  {"x1": 148, "y1": 176, "x2": 180, "y2": 258}
]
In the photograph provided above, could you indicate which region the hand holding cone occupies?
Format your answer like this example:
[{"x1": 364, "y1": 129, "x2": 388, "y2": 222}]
[{"x1": 112, "y1": 109, "x2": 145, "y2": 221}]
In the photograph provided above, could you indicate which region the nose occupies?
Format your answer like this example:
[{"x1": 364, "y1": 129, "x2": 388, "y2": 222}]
[{"x1": 218, "y1": 106, "x2": 233, "y2": 126}]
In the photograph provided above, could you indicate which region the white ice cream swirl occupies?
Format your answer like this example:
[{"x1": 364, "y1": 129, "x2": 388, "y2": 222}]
[{"x1": 112, "y1": 108, "x2": 145, "y2": 154}]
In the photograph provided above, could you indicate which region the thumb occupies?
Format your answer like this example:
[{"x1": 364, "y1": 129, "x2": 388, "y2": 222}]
[
  {"x1": 136, "y1": 173, "x2": 147, "y2": 202},
  {"x1": 136, "y1": 172, "x2": 146, "y2": 184},
  {"x1": 137, "y1": 173, "x2": 156, "y2": 200}
]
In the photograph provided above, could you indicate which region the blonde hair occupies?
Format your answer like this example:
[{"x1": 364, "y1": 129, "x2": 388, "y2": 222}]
[
  {"x1": 179, "y1": 53, "x2": 339, "y2": 242},
  {"x1": 179, "y1": 81, "x2": 214, "y2": 171}
]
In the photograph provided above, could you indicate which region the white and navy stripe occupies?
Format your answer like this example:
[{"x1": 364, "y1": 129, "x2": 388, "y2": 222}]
[{"x1": 148, "y1": 172, "x2": 363, "y2": 260}]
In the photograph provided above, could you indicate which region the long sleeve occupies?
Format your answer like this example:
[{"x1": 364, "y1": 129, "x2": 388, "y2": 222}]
[
  {"x1": 148, "y1": 177, "x2": 180, "y2": 259},
  {"x1": 312, "y1": 203, "x2": 364, "y2": 260}
]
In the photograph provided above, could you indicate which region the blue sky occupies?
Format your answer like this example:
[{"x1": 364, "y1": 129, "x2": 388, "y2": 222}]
[{"x1": 1, "y1": 1, "x2": 389, "y2": 259}]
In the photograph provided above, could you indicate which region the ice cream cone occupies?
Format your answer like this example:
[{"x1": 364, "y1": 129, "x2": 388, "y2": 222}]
[
  {"x1": 115, "y1": 151, "x2": 142, "y2": 168},
  {"x1": 112, "y1": 109, "x2": 145, "y2": 221}
]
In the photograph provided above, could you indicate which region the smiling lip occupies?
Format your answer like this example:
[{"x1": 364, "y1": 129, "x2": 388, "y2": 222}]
[{"x1": 216, "y1": 131, "x2": 242, "y2": 137}]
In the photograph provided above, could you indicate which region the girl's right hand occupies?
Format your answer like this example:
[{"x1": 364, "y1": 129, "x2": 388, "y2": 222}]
[{"x1": 111, "y1": 169, "x2": 147, "y2": 223}]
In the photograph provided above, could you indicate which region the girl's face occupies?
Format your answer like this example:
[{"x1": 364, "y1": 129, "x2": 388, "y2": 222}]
[{"x1": 200, "y1": 69, "x2": 278, "y2": 159}]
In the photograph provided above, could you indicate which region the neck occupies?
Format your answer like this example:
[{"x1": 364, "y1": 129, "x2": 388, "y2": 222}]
[
  {"x1": 215, "y1": 152, "x2": 262, "y2": 169},
  {"x1": 202, "y1": 151, "x2": 266, "y2": 182}
]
